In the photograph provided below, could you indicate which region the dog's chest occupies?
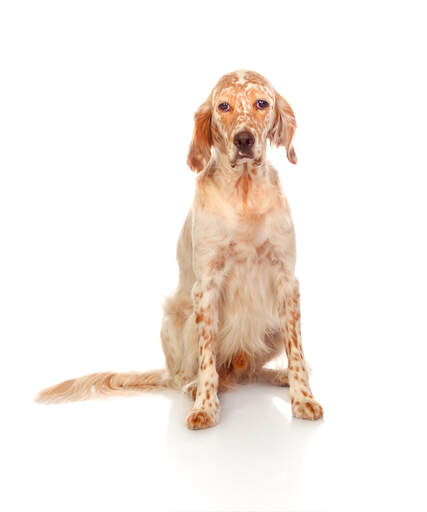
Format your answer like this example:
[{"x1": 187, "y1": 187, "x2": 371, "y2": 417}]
[
  {"x1": 224, "y1": 235, "x2": 280, "y2": 308},
  {"x1": 219, "y1": 198, "x2": 294, "y2": 296},
  {"x1": 215, "y1": 237, "x2": 282, "y2": 364}
]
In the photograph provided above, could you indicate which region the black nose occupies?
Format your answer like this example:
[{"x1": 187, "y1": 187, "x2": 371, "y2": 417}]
[{"x1": 233, "y1": 131, "x2": 255, "y2": 154}]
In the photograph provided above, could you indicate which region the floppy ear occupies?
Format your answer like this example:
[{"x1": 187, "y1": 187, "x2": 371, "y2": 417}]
[
  {"x1": 268, "y1": 92, "x2": 297, "y2": 164},
  {"x1": 187, "y1": 98, "x2": 213, "y2": 172}
]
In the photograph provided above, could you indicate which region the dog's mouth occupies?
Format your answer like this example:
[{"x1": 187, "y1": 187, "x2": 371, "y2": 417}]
[
  {"x1": 230, "y1": 152, "x2": 262, "y2": 168},
  {"x1": 231, "y1": 150, "x2": 253, "y2": 167}
]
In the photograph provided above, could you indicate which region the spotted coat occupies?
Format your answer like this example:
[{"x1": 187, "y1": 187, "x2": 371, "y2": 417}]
[{"x1": 161, "y1": 70, "x2": 323, "y2": 429}]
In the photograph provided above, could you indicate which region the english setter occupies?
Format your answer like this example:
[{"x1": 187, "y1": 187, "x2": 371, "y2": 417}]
[{"x1": 37, "y1": 70, "x2": 323, "y2": 429}]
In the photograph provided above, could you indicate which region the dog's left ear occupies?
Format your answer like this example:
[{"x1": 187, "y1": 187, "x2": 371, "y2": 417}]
[
  {"x1": 268, "y1": 92, "x2": 297, "y2": 164},
  {"x1": 187, "y1": 97, "x2": 213, "y2": 172}
]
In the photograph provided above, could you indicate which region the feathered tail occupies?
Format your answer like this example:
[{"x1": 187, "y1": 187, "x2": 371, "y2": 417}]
[{"x1": 35, "y1": 369, "x2": 170, "y2": 404}]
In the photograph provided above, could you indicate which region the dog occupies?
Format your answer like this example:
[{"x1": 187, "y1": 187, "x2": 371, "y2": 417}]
[{"x1": 37, "y1": 70, "x2": 323, "y2": 429}]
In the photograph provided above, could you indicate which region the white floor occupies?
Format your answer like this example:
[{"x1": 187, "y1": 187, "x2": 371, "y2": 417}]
[{"x1": 3, "y1": 363, "x2": 425, "y2": 512}]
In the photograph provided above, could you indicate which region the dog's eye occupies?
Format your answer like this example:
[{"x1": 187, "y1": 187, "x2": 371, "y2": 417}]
[
  {"x1": 218, "y1": 102, "x2": 231, "y2": 112},
  {"x1": 255, "y1": 99, "x2": 269, "y2": 110}
]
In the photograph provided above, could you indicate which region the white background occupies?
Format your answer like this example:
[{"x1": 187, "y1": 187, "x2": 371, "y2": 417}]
[{"x1": 1, "y1": 1, "x2": 427, "y2": 511}]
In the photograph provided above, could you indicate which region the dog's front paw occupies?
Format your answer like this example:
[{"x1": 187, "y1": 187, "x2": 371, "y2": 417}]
[
  {"x1": 186, "y1": 408, "x2": 219, "y2": 430},
  {"x1": 292, "y1": 398, "x2": 323, "y2": 420}
]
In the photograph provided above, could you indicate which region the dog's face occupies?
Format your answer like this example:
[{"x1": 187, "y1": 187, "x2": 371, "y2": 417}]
[{"x1": 187, "y1": 70, "x2": 297, "y2": 172}]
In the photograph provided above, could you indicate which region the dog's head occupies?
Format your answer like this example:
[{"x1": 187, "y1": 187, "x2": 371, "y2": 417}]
[{"x1": 187, "y1": 70, "x2": 297, "y2": 172}]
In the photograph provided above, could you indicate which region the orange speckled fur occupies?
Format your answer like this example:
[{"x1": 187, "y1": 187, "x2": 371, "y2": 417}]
[{"x1": 36, "y1": 70, "x2": 323, "y2": 429}]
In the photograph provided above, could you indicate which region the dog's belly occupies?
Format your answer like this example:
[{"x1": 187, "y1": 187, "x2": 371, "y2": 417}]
[{"x1": 216, "y1": 255, "x2": 281, "y2": 368}]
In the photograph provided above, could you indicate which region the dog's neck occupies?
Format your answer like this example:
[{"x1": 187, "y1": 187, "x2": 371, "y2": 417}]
[{"x1": 201, "y1": 150, "x2": 280, "y2": 215}]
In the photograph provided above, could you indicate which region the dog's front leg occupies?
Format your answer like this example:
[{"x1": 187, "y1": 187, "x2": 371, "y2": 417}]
[
  {"x1": 186, "y1": 277, "x2": 222, "y2": 430},
  {"x1": 278, "y1": 279, "x2": 324, "y2": 420}
]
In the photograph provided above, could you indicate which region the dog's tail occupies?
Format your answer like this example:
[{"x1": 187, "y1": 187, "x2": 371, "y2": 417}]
[{"x1": 35, "y1": 369, "x2": 170, "y2": 404}]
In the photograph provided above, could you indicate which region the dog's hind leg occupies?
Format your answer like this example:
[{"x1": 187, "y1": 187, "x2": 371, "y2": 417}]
[{"x1": 253, "y1": 367, "x2": 289, "y2": 387}]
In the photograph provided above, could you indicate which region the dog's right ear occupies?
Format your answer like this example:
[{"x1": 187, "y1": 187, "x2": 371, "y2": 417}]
[{"x1": 187, "y1": 98, "x2": 213, "y2": 172}]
